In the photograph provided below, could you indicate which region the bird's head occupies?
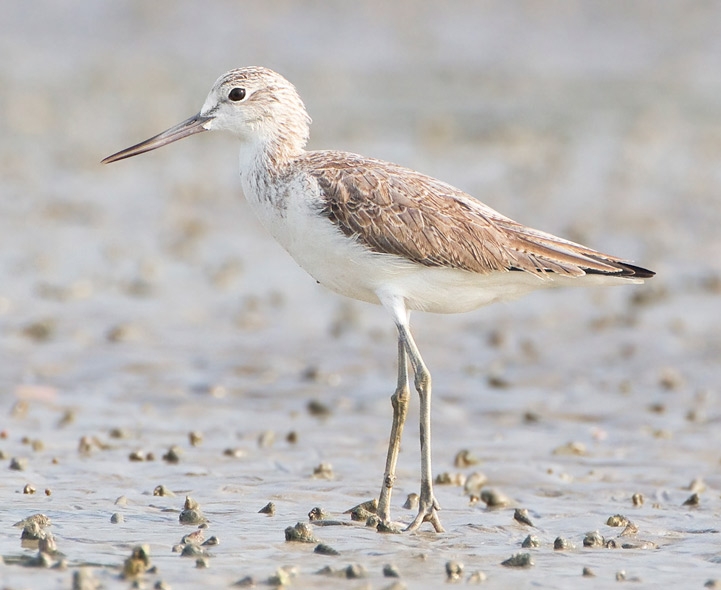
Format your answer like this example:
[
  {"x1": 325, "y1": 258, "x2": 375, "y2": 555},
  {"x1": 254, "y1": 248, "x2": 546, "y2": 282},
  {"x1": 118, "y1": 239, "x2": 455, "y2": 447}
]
[{"x1": 103, "y1": 66, "x2": 311, "y2": 165}]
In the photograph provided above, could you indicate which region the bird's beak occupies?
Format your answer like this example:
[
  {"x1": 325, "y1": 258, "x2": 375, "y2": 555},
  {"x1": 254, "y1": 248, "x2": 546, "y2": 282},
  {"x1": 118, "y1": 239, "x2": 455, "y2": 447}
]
[{"x1": 102, "y1": 113, "x2": 212, "y2": 164}]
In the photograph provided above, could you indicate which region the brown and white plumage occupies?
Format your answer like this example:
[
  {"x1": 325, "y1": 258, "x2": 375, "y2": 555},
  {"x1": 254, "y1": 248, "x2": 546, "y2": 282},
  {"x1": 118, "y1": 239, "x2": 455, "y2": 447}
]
[
  {"x1": 103, "y1": 66, "x2": 654, "y2": 533},
  {"x1": 305, "y1": 151, "x2": 652, "y2": 279}
]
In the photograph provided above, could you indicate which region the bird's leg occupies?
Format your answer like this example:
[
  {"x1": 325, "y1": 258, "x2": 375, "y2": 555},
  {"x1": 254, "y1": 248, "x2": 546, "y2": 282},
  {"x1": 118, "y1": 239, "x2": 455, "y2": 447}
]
[
  {"x1": 377, "y1": 338, "x2": 410, "y2": 525},
  {"x1": 397, "y1": 322, "x2": 444, "y2": 533}
]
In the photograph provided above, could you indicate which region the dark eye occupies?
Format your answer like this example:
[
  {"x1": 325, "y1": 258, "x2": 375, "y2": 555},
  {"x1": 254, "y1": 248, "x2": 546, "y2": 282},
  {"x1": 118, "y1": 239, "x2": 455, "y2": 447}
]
[{"x1": 228, "y1": 87, "x2": 246, "y2": 102}]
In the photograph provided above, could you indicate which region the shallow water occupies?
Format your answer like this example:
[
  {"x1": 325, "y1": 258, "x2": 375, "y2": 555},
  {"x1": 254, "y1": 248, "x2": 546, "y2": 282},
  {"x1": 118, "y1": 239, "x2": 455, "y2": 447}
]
[{"x1": 1, "y1": 2, "x2": 721, "y2": 588}]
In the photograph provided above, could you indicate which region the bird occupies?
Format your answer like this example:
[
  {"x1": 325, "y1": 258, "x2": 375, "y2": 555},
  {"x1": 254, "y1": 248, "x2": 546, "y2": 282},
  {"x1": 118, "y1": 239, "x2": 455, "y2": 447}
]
[{"x1": 103, "y1": 66, "x2": 654, "y2": 533}]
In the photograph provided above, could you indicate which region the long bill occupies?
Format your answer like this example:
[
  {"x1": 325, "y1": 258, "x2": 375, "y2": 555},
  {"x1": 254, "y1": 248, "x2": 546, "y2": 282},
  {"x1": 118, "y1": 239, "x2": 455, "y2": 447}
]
[{"x1": 101, "y1": 113, "x2": 212, "y2": 164}]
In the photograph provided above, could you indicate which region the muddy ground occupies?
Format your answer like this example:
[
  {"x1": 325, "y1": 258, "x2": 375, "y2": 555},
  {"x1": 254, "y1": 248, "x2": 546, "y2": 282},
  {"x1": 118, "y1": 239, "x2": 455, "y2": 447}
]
[{"x1": 1, "y1": 2, "x2": 720, "y2": 588}]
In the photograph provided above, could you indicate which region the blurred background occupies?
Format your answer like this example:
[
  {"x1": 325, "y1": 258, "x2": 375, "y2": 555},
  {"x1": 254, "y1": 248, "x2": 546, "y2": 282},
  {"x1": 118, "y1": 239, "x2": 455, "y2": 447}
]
[
  {"x1": 1, "y1": 1, "x2": 718, "y2": 389},
  {"x1": 1, "y1": 2, "x2": 720, "y2": 587}
]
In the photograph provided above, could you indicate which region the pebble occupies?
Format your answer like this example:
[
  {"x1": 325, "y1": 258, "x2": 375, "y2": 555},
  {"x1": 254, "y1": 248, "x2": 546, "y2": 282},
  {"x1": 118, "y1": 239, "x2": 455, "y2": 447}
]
[
  {"x1": 480, "y1": 488, "x2": 510, "y2": 508},
  {"x1": 345, "y1": 499, "x2": 378, "y2": 521},
  {"x1": 467, "y1": 571, "x2": 487, "y2": 583},
  {"x1": 195, "y1": 556, "x2": 209, "y2": 568},
  {"x1": 268, "y1": 568, "x2": 291, "y2": 586},
  {"x1": 435, "y1": 472, "x2": 465, "y2": 486},
  {"x1": 445, "y1": 560, "x2": 463, "y2": 581},
  {"x1": 128, "y1": 450, "x2": 145, "y2": 462},
  {"x1": 463, "y1": 472, "x2": 488, "y2": 497},
  {"x1": 72, "y1": 568, "x2": 100, "y2": 590},
  {"x1": 153, "y1": 485, "x2": 175, "y2": 497},
  {"x1": 501, "y1": 553, "x2": 534, "y2": 568},
  {"x1": 513, "y1": 508, "x2": 534, "y2": 527},
  {"x1": 162, "y1": 445, "x2": 182, "y2": 463},
  {"x1": 345, "y1": 564, "x2": 367, "y2": 579},
  {"x1": 233, "y1": 576, "x2": 255, "y2": 587},
  {"x1": 683, "y1": 492, "x2": 700, "y2": 506},
  {"x1": 383, "y1": 564, "x2": 400, "y2": 578},
  {"x1": 202, "y1": 536, "x2": 219, "y2": 547},
  {"x1": 376, "y1": 520, "x2": 403, "y2": 534},
  {"x1": 312, "y1": 462, "x2": 334, "y2": 479},
  {"x1": 223, "y1": 447, "x2": 246, "y2": 458},
  {"x1": 308, "y1": 506, "x2": 328, "y2": 521},
  {"x1": 521, "y1": 534, "x2": 540, "y2": 548},
  {"x1": 23, "y1": 483, "x2": 36, "y2": 494},
  {"x1": 108, "y1": 428, "x2": 131, "y2": 439},
  {"x1": 181, "y1": 544, "x2": 207, "y2": 557},
  {"x1": 259, "y1": 501, "x2": 276, "y2": 515},
  {"x1": 582, "y1": 567, "x2": 595, "y2": 577},
  {"x1": 606, "y1": 514, "x2": 629, "y2": 527},
  {"x1": 454, "y1": 449, "x2": 480, "y2": 468},
  {"x1": 189, "y1": 431, "x2": 203, "y2": 446},
  {"x1": 9, "y1": 457, "x2": 28, "y2": 471},
  {"x1": 122, "y1": 545, "x2": 151, "y2": 579},
  {"x1": 110, "y1": 513, "x2": 124, "y2": 524},
  {"x1": 307, "y1": 399, "x2": 332, "y2": 417},
  {"x1": 553, "y1": 537, "x2": 573, "y2": 550},
  {"x1": 632, "y1": 493, "x2": 644, "y2": 506},
  {"x1": 314, "y1": 543, "x2": 339, "y2": 556},
  {"x1": 179, "y1": 496, "x2": 207, "y2": 524},
  {"x1": 583, "y1": 531, "x2": 604, "y2": 547},
  {"x1": 284, "y1": 522, "x2": 318, "y2": 543},
  {"x1": 403, "y1": 493, "x2": 419, "y2": 510}
]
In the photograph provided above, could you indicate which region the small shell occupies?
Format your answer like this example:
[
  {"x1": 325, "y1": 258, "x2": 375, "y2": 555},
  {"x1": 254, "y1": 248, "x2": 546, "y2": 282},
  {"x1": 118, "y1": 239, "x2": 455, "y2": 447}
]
[
  {"x1": 583, "y1": 531, "x2": 604, "y2": 548},
  {"x1": 521, "y1": 534, "x2": 540, "y2": 548},
  {"x1": 513, "y1": 508, "x2": 534, "y2": 527},
  {"x1": 258, "y1": 502, "x2": 276, "y2": 515}
]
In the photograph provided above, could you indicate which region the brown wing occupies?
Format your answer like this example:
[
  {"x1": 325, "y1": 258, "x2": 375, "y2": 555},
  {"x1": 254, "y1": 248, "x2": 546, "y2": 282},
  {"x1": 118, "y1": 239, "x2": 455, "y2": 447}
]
[{"x1": 301, "y1": 151, "x2": 653, "y2": 279}]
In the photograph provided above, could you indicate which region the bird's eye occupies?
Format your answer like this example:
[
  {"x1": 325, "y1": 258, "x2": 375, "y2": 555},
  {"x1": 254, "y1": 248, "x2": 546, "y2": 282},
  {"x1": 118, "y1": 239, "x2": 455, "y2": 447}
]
[{"x1": 228, "y1": 87, "x2": 246, "y2": 102}]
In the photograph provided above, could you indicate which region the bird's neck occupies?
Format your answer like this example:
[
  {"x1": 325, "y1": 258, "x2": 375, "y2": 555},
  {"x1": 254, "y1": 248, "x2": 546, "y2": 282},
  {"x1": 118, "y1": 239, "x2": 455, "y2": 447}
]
[{"x1": 238, "y1": 136, "x2": 303, "y2": 208}]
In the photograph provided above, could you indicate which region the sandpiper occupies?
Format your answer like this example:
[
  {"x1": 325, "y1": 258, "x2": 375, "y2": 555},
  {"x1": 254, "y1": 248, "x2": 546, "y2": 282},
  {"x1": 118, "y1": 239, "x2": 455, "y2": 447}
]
[{"x1": 103, "y1": 66, "x2": 654, "y2": 532}]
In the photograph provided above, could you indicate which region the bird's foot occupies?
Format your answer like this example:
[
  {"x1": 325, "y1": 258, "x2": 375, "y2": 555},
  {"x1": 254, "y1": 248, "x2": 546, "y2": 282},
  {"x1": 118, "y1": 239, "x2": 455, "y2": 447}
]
[{"x1": 405, "y1": 496, "x2": 444, "y2": 533}]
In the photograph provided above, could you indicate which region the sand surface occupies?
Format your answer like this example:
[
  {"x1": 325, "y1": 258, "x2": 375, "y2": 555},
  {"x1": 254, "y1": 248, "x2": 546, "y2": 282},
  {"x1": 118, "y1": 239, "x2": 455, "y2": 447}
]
[{"x1": 1, "y1": 2, "x2": 720, "y2": 588}]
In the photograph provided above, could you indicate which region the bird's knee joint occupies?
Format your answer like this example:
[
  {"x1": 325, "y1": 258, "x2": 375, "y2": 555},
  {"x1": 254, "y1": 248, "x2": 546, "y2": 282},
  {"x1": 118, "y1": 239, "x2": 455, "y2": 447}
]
[{"x1": 414, "y1": 372, "x2": 431, "y2": 394}]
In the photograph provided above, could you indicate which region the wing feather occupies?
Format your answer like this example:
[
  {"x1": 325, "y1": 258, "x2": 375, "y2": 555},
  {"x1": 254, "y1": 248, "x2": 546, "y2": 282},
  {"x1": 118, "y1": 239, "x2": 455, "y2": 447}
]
[{"x1": 299, "y1": 151, "x2": 653, "y2": 279}]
